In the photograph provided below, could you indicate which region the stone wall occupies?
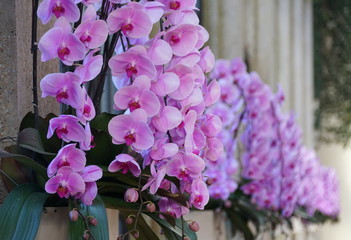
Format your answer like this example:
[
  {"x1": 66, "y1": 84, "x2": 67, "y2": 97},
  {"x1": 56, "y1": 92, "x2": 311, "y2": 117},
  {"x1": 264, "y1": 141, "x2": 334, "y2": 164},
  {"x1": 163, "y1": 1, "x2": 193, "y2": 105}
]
[{"x1": 0, "y1": 0, "x2": 59, "y2": 202}]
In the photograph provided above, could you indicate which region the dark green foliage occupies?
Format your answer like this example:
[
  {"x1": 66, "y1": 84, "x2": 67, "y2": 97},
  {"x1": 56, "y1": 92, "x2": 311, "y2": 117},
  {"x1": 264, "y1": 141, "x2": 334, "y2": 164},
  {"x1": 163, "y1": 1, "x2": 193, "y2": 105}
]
[{"x1": 314, "y1": 0, "x2": 351, "y2": 144}]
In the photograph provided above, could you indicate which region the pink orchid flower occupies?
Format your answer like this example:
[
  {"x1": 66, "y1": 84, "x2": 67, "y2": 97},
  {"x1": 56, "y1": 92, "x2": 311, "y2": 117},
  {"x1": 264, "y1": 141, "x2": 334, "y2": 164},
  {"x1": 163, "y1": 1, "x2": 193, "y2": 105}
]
[
  {"x1": 76, "y1": 165, "x2": 102, "y2": 205},
  {"x1": 166, "y1": 152, "x2": 205, "y2": 181},
  {"x1": 158, "y1": 197, "x2": 189, "y2": 219},
  {"x1": 40, "y1": 72, "x2": 84, "y2": 110},
  {"x1": 107, "y1": 3, "x2": 152, "y2": 38},
  {"x1": 204, "y1": 137, "x2": 224, "y2": 162},
  {"x1": 152, "y1": 106, "x2": 183, "y2": 133},
  {"x1": 164, "y1": 24, "x2": 199, "y2": 57},
  {"x1": 113, "y1": 76, "x2": 160, "y2": 117},
  {"x1": 190, "y1": 179, "x2": 209, "y2": 210},
  {"x1": 79, "y1": 122, "x2": 95, "y2": 151},
  {"x1": 74, "y1": 6, "x2": 108, "y2": 49},
  {"x1": 142, "y1": 162, "x2": 167, "y2": 194},
  {"x1": 108, "y1": 154, "x2": 141, "y2": 177},
  {"x1": 74, "y1": 49, "x2": 103, "y2": 83},
  {"x1": 149, "y1": 137, "x2": 179, "y2": 160},
  {"x1": 108, "y1": 110, "x2": 154, "y2": 151},
  {"x1": 38, "y1": 17, "x2": 86, "y2": 65},
  {"x1": 37, "y1": 0, "x2": 80, "y2": 24},
  {"x1": 167, "y1": 64, "x2": 195, "y2": 100},
  {"x1": 76, "y1": 89, "x2": 96, "y2": 123},
  {"x1": 198, "y1": 46, "x2": 215, "y2": 73},
  {"x1": 79, "y1": 182, "x2": 97, "y2": 205},
  {"x1": 109, "y1": 46, "x2": 156, "y2": 85},
  {"x1": 151, "y1": 72, "x2": 180, "y2": 97},
  {"x1": 45, "y1": 166, "x2": 85, "y2": 198},
  {"x1": 147, "y1": 38, "x2": 173, "y2": 66},
  {"x1": 47, "y1": 143, "x2": 86, "y2": 178},
  {"x1": 159, "y1": 0, "x2": 197, "y2": 12},
  {"x1": 47, "y1": 115, "x2": 86, "y2": 142}
]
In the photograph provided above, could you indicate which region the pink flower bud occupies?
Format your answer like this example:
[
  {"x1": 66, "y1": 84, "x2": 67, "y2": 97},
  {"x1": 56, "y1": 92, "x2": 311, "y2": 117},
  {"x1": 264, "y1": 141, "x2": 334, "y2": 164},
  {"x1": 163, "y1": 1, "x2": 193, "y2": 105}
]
[
  {"x1": 183, "y1": 237, "x2": 191, "y2": 240},
  {"x1": 126, "y1": 216, "x2": 134, "y2": 225},
  {"x1": 224, "y1": 200, "x2": 232, "y2": 208},
  {"x1": 83, "y1": 233, "x2": 90, "y2": 240},
  {"x1": 133, "y1": 231, "x2": 140, "y2": 239},
  {"x1": 189, "y1": 221, "x2": 200, "y2": 232},
  {"x1": 146, "y1": 202, "x2": 156, "y2": 213},
  {"x1": 69, "y1": 209, "x2": 78, "y2": 222},
  {"x1": 124, "y1": 188, "x2": 139, "y2": 202},
  {"x1": 89, "y1": 217, "x2": 98, "y2": 226},
  {"x1": 206, "y1": 178, "x2": 213, "y2": 186}
]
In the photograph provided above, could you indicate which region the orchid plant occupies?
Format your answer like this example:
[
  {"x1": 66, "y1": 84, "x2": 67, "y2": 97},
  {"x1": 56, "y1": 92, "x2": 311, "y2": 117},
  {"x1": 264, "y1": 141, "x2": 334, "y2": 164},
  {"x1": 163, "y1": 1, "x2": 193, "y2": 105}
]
[
  {"x1": 0, "y1": 0, "x2": 340, "y2": 240},
  {"x1": 204, "y1": 58, "x2": 340, "y2": 239},
  {"x1": 0, "y1": 0, "x2": 223, "y2": 239}
]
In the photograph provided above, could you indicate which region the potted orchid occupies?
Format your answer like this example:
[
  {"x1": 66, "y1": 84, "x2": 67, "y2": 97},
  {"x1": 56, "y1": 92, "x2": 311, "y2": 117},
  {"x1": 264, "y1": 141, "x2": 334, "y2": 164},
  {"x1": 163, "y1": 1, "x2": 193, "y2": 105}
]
[
  {"x1": 0, "y1": 0, "x2": 222, "y2": 239},
  {"x1": 0, "y1": 0, "x2": 340, "y2": 240}
]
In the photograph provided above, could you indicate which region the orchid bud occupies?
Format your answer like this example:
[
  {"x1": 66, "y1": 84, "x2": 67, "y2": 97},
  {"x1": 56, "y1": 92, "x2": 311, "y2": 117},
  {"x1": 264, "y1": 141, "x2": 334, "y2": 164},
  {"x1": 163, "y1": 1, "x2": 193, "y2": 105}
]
[
  {"x1": 83, "y1": 232, "x2": 90, "y2": 240},
  {"x1": 189, "y1": 221, "x2": 200, "y2": 232},
  {"x1": 126, "y1": 216, "x2": 134, "y2": 225},
  {"x1": 124, "y1": 188, "x2": 139, "y2": 202},
  {"x1": 133, "y1": 231, "x2": 140, "y2": 239},
  {"x1": 69, "y1": 209, "x2": 78, "y2": 222},
  {"x1": 206, "y1": 178, "x2": 213, "y2": 186},
  {"x1": 183, "y1": 237, "x2": 190, "y2": 240},
  {"x1": 146, "y1": 202, "x2": 156, "y2": 213},
  {"x1": 89, "y1": 217, "x2": 98, "y2": 226},
  {"x1": 224, "y1": 200, "x2": 232, "y2": 208}
]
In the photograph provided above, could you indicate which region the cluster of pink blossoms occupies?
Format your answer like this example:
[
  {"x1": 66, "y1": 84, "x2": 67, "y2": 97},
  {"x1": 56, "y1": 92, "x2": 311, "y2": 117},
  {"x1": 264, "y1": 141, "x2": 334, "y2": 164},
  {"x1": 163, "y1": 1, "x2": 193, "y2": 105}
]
[
  {"x1": 209, "y1": 58, "x2": 339, "y2": 218},
  {"x1": 203, "y1": 59, "x2": 248, "y2": 200},
  {"x1": 37, "y1": 0, "x2": 223, "y2": 216}
]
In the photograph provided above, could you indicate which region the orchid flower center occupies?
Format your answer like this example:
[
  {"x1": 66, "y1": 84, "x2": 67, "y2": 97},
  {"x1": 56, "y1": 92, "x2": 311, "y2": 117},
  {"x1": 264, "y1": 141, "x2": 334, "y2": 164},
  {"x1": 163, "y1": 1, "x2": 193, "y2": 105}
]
[
  {"x1": 83, "y1": 104, "x2": 91, "y2": 117},
  {"x1": 128, "y1": 100, "x2": 141, "y2": 111},
  {"x1": 124, "y1": 132, "x2": 136, "y2": 146},
  {"x1": 194, "y1": 195, "x2": 203, "y2": 204},
  {"x1": 56, "y1": 89, "x2": 68, "y2": 103},
  {"x1": 56, "y1": 125, "x2": 68, "y2": 138},
  {"x1": 80, "y1": 33, "x2": 92, "y2": 45},
  {"x1": 120, "y1": 163, "x2": 130, "y2": 174},
  {"x1": 169, "y1": 1, "x2": 181, "y2": 10},
  {"x1": 57, "y1": 183, "x2": 68, "y2": 198},
  {"x1": 52, "y1": 3, "x2": 65, "y2": 18},
  {"x1": 58, "y1": 156, "x2": 70, "y2": 168},
  {"x1": 58, "y1": 46, "x2": 70, "y2": 60},
  {"x1": 178, "y1": 168, "x2": 189, "y2": 180},
  {"x1": 126, "y1": 64, "x2": 138, "y2": 78},
  {"x1": 170, "y1": 34, "x2": 181, "y2": 45},
  {"x1": 121, "y1": 23, "x2": 134, "y2": 35}
]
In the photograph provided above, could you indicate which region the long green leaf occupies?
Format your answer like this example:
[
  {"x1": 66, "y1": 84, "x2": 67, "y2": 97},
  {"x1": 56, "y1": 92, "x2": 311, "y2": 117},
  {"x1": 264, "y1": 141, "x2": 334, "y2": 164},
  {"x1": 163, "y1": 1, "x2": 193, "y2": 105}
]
[
  {"x1": 69, "y1": 195, "x2": 109, "y2": 240},
  {"x1": 0, "y1": 183, "x2": 47, "y2": 240},
  {"x1": 12, "y1": 192, "x2": 48, "y2": 239},
  {"x1": 0, "y1": 147, "x2": 47, "y2": 179}
]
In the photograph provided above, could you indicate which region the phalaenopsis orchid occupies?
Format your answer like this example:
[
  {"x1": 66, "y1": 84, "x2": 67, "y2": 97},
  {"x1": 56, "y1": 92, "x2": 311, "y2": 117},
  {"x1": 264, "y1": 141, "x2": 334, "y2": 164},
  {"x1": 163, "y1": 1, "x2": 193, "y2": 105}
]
[
  {"x1": 208, "y1": 58, "x2": 339, "y2": 220},
  {"x1": 37, "y1": 0, "x2": 221, "y2": 238}
]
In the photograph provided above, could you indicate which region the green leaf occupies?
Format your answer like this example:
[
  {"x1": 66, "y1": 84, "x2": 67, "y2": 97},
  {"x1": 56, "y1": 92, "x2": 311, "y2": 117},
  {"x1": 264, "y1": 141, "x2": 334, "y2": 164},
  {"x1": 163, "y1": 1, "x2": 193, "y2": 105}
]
[
  {"x1": 12, "y1": 192, "x2": 49, "y2": 239},
  {"x1": 0, "y1": 183, "x2": 48, "y2": 240},
  {"x1": 0, "y1": 146, "x2": 47, "y2": 179},
  {"x1": 101, "y1": 196, "x2": 140, "y2": 211},
  {"x1": 147, "y1": 213, "x2": 197, "y2": 240},
  {"x1": 90, "y1": 112, "x2": 116, "y2": 132},
  {"x1": 120, "y1": 212, "x2": 161, "y2": 240},
  {"x1": 86, "y1": 130, "x2": 124, "y2": 166},
  {"x1": 69, "y1": 195, "x2": 109, "y2": 240},
  {"x1": 17, "y1": 128, "x2": 56, "y2": 157}
]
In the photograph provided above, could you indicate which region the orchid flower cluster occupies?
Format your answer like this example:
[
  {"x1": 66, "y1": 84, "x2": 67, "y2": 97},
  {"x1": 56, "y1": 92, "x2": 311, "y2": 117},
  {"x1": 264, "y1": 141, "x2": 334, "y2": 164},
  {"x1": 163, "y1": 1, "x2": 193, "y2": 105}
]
[
  {"x1": 209, "y1": 58, "x2": 340, "y2": 219},
  {"x1": 36, "y1": 0, "x2": 222, "y2": 221}
]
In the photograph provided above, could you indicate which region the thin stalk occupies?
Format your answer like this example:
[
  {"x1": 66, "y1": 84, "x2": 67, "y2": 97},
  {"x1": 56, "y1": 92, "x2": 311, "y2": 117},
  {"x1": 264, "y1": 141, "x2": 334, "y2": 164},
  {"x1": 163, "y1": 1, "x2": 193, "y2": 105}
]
[{"x1": 31, "y1": 0, "x2": 39, "y2": 130}]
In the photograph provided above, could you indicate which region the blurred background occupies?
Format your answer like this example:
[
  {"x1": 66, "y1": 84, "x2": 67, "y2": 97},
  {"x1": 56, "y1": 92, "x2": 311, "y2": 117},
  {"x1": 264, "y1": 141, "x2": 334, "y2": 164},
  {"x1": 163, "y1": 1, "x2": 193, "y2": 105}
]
[{"x1": 0, "y1": 0, "x2": 350, "y2": 239}]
